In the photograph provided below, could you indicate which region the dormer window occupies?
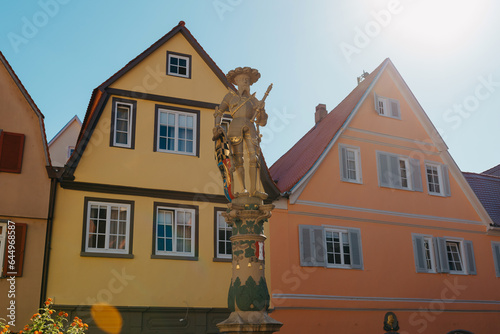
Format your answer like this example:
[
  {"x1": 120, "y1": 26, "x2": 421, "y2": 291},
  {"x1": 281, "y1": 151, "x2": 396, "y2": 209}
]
[
  {"x1": 374, "y1": 93, "x2": 401, "y2": 119},
  {"x1": 167, "y1": 51, "x2": 191, "y2": 78}
]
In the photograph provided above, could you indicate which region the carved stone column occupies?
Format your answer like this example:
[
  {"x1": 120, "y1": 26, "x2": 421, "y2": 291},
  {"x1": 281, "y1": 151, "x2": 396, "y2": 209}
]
[{"x1": 217, "y1": 197, "x2": 283, "y2": 333}]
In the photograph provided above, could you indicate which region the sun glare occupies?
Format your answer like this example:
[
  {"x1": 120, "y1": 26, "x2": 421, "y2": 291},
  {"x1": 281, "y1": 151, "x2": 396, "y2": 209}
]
[{"x1": 395, "y1": 0, "x2": 491, "y2": 51}]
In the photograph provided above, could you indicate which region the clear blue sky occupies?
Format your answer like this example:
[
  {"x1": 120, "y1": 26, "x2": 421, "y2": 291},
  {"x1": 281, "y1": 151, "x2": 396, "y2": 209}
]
[{"x1": 1, "y1": 0, "x2": 498, "y2": 172}]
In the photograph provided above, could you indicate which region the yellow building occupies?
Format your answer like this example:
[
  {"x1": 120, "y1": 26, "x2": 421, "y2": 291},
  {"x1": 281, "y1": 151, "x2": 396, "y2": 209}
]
[
  {"x1": 0, "y1": 51, "x2": 53, "y2": 331},
  {"x1": 46, "y1": 22, "x2": 276, "y2": 333}
]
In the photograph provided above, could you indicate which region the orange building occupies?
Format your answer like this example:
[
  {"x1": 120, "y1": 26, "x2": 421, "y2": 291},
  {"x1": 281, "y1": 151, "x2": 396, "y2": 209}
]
[
  {"x1": 268, "y1": 59, "x2": 500, "y2": 333},
  {"x1": 0, "y1": 51, "x2": 53, "y2": 331}
]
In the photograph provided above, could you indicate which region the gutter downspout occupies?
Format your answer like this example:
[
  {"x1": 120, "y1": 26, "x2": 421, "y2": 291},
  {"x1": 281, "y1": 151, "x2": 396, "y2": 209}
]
[{"x1": 40, "y1": 172, "x2": 58, "y2": 307}]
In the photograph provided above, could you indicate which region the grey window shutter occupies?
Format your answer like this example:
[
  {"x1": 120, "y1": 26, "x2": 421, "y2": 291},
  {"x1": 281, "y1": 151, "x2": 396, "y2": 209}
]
[
  {"x1": 377, "y1": 152, "x2": 400, "y2": 188},
  {"x1": 299, "y1": 225, "x2": 313, "y2": 266},
  {"x1": 340, "y1": 146, "x2": 348, "y2": 180},
  {"x1": 374, "y1": 93, "x2": 379, "y2": 114},
  {"x1": 299, "y1": 225, "x2": 325, "y2": 267},
  {"x1": 390, "y1": 99, "x2": 400, "y2": 118},
  {"x1": 434, "y1": 237, "x2": 450, "y2": 273},
  {"x1": 491, "y1": 242, "x2": 500, "y2": 277},
  {"x1": 409, "y1": 158, "x2": 423, "y2": 192},
  {"x1": 312, "y1": 227, "x2": 326, "y2": 266},
  {"x1": 412, "y1": 235, "x2": 428, "y2": 273},
  {"x1": 441, "y1": 165, "x2": 451, "y2": 197},
  {"x1": 464, "y1": 240, "x2": 476, "y2": 275},
  {"x1": 348, "y1": 228, "x2": 363, "y2": 269}
]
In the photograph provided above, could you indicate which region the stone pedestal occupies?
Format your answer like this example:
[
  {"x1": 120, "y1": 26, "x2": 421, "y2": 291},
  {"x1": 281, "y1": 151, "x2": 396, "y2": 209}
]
[{"x1": 217, "y1": 197, "x2": 283, "y2": 333}]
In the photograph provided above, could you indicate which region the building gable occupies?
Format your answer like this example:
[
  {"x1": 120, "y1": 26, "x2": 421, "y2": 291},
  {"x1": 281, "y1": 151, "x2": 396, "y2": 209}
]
[{"x1": 272, "y1": 58, "x2": 491, "y2": 226}]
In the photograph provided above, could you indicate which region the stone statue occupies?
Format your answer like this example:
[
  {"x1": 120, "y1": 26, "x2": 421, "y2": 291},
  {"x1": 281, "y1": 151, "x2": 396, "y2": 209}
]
[{"x1": 213, "y1": 67, "x2": 272, "y2": 200}]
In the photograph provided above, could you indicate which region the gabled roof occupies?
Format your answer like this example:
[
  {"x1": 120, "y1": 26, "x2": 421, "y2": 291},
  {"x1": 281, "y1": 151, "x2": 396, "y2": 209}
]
[
  {"x1": 463, "y1": 172, "x2": 500, "y2": 226},
  {"x1": 65, "y1": 21, "x2": 232, "y2": 178},
  {"x1": 483, "y1": 164, "x2": 500, "y2": 177},
  {"x1": 270, "y1": 59, "x2": 388, "y2": 193},
  {"x1": 0, "y1": 51, "x2": 52, "y2": 168},
  {"x1": 48, "y1": 115, "x2": 81, "y2": 146}
]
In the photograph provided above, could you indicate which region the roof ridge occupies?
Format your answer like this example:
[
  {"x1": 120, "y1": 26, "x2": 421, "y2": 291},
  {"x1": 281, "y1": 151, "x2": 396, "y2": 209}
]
[{"x1": 463, "y1": 171, "x2": 500, "y2": 181}]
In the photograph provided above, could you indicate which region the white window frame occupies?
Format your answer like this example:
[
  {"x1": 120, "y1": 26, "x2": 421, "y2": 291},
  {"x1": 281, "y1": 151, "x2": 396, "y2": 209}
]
[
  {"x1": 113, "y1": 102, "x2": 134, "y2": 148},
  {"x1": 324, "y1": 228, "x2": 351, "y2": 269},
  {"x1": 0, "y1": 222, "x2": 6, "y2": 274},
  {"x1": 425, "y1": 162, "x2": 443, "y2": 195},
  {"x1": 216, "y1": 211, "x2": 232, "y2": 259},
  {"x1": 423, "y1": 236, "x2": 436, "y2": 272},
  {"x1": 398, "y1": 157, "x2": 412, "y2": 190},
  {"x1": 167, "y1": 54, "x2": 190, "y2": 78},
  {"x1": 85, "y1": 201, "x2": 131, "y2": 255},
  {"x1": 374, "y1": 93, "x2": 401, "y2": 119},
  {"x1": 339, "y1": 145, "x2": 362, "y2": 184},
  {"x1": 155, "y1": 206, "x2": 196, "y2": 257},
  {"x1": 445, "y1": 239, "x2": 466, "y2": 274},
  {"x1": 157, "y1": 109, "x2": 197, "y2": 156}
]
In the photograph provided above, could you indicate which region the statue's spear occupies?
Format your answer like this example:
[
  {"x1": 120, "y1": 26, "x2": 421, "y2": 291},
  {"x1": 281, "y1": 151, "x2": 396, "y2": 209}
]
[{"x1": 253, "y1": 83, "x2": 273, "y2": 141}]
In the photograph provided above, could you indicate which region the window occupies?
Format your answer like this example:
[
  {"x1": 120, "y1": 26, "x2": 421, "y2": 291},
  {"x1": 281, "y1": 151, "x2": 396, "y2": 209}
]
[
  {"x1": 425, "y1": 162, "x2": 451, "y2": 196},
  {"x1": 377, "y1": 151, "x2": 422, "y2": 191},
  {"x1": 167, "y1": 51, "x2": 191, "y2": 78},
  {"x1": 110, "y1": 98, "x2": 136, "y2": 149},
  {"x1": 215, "y1": 209, "x2": 232, "y2": 260},
  {"x1": 491, "y1": 242, "x2": 500, "y2": 277},
  {"x1": 325, "y1": 228, "x2": 351, "y2": 267},
  {"x1": 446, "y1": 241, "x2": 463, "y2": 272},
  {"x1": 339, "y1": 145, "x2": 362, "y2": 183},
  {"x1": 299, "y1": 225, "x2": 363, "y2": 269},
  {"x1": 0, "y1": 131, "x2": 25, "y2": 173},
  {"x1": 412, "y1": 234, "x2": 436, "y2": 273},
  {"x1": 412, "y1": 234, "x2": 476, "y2": 275},
  {"x1": 1, "y1": 220, "x2": 27, "y2": 277},
  {"x1": 67, "y1": 146, "x2": 75, "y2": 159},
  {"x1": 374, "y1": 93, "x2": 401, "y2": 119},
  {"x1": 153, "y1": 203, "x2": 198, "y2": 259},
  {"x1": 82, "y1": 199, "x2": 133, "y2": 257},
  {"x1": 155, "y1": 107, "x2": 199, "y2": 156}
]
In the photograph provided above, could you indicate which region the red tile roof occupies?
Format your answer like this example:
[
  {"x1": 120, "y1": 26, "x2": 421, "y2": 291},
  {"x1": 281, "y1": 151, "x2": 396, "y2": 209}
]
[{"x1": 269, "y1": 59, "x2": 389, "y2": 193}]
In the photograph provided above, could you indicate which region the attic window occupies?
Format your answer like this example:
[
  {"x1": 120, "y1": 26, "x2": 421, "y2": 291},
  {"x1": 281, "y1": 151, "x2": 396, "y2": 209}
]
[
  {"x1": 374, "y1": 93, "x2": 401, "y2": 119},
  {"x1": 167, "y1": 51, "x2": 191, "y2": 79}
]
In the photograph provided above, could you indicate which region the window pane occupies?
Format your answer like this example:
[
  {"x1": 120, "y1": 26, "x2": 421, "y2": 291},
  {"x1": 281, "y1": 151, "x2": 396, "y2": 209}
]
[
  {"x1": 179, "y1": 67, "x2": 187, "y2": 75},
  {"x1": 166, "y1": 238, "x2": 172, "y2": 251},
  {"x1": 179, "y1": 128, "x2": 186, "y2": 139},
  {"x1": 165, "y1": 225, "x2": 172, "y2": 238},
  {"x1": 179, "y1": 58, "x2": 187, "y2": 67},
  {"x1": 168, "y1": 139, "x2": 175, "y2": 151},
  {"x1": 158, "y1": 238, "x2": 165, "y2": 251},
  {"x1": 160, "y1": 125, "x2": 167, "y2": 137},
  {"x1": 116, "y1": 133, "x2": 127, "y2": 145},
  {"x1": 97, "y1": 235, "x2": 105, "y2": 249},
  {"x1": 170, "y1": 57, "x2": 178, "y2": 65},
  {"x1": 117, "y1": 107, "x2": 129, "y2": 120},
  {"x1": 160, "y1": 112, "x2": 168, "y2": 124},
  {"x1": 186, "y1": 141, "x2": 193, "y2": 153},
  {"x1": 116, "y1": 119, "x2": 128, "y2": 132},
  {"x1": 159, "y1": 137, "x2": 166, "y2": 150},
  {"x1": 110, "y1": 221, "x2": 117, "y2": 234},
  {"x1": 186, "y1": 129, "x2": 193, "y2": 140},
  {"x1": 168, "y1": 113, "x2": 175, "y2": 126}
]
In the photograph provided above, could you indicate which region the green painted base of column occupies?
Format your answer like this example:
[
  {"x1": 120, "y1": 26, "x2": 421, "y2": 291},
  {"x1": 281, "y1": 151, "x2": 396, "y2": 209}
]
[{"x1": 217, "y1": 311, "x2": 283, "y2": 334}]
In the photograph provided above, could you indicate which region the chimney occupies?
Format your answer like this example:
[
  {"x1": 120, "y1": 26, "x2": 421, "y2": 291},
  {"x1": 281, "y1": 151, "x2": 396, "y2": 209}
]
[{"x1": 315, "y1": 104, "x2": 327, "y2": 124}]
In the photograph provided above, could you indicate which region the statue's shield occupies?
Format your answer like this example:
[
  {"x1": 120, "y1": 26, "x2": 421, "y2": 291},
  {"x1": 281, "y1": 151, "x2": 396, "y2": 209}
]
[{"x1": 214, "y1": 130, "x2": 234, "y2": 202}]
